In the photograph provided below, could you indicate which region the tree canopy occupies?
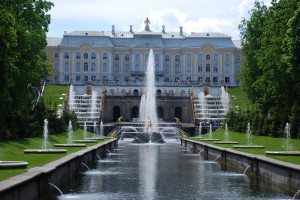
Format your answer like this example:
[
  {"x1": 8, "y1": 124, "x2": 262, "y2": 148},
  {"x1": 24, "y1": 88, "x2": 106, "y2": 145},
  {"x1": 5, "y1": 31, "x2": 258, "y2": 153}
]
[{"x1": 0, "y1": 0, "x2": 53, "y2": 138}]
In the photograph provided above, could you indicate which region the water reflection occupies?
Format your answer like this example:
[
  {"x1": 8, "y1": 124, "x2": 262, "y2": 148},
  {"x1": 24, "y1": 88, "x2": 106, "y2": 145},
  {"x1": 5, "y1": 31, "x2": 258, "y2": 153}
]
[{"x1": 57, "y1": 142, "x2": 291, "y2": 200}]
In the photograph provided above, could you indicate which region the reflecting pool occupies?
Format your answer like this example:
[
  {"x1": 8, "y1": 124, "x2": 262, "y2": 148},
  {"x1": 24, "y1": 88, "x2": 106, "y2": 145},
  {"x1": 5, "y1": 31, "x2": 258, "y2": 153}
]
[{"x1": 57, "y1": 141, "x2": 291, "y2": 200}]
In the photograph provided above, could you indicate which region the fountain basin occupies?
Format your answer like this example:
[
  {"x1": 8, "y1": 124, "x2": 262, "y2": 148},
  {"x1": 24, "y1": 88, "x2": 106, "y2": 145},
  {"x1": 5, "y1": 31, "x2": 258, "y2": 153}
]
[
  {"x1": 54, "y1": 144, "x2": 86, "y2": 147},
  {"x1": 200, "y1": 139, "x2": 221, "y2": 141},
  {"x1": 233, "y1": 145, "x2": 265, "y2": 149},
  {"x1": 215, "y1": 141, "x2": 239, "y2": 144},
  {"x1": 0, "y1": 161, "x2": 29, "y2": 169},
  {"x1": 72, "y1": 140, "x2": 98, "y2": 143},
  {"x1": 265, "y1": 151, "x2": 300, "y2": 156},
  {"x1": 132, "y1": 132, "x2": 165, "y2": 143},
  {"x1": 23, "y1": 149, "x2": 67, "y2": 154}
]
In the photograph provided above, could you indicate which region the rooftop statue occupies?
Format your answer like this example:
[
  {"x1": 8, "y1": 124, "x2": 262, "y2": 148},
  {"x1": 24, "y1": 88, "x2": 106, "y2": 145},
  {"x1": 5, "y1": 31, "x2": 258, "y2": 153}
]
[{"x1": 144, "y1": 17, "x2": 150, "y2": 31}]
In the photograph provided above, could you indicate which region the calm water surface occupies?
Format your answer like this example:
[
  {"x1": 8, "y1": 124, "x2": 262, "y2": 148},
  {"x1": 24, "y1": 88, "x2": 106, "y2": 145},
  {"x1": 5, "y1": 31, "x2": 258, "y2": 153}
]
[{"x1": 57, "y1": 141, "x2": 292, "y2": 200}]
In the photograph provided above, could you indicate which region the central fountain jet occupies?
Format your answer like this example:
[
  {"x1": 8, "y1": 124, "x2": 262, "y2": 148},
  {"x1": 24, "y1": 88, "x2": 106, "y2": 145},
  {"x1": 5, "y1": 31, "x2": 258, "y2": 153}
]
[{"x1": 133, "y1": 49, "x2": 164, "y2": 143}]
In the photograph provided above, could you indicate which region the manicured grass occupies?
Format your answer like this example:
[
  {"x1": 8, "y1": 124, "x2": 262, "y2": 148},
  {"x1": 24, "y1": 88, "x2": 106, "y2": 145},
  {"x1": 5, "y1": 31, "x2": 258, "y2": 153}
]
[
  {"x1": 0, "y1": 129, "x2": 110, "y2": 181},
  {"x1": 227, "y1": 87, "x2": 255, "y2": 110},
  {"x1": 41, "y1": 85, "x2": 69, "y2": 108},
  {"x1": 190, "y1": 129, "x2": 300, "y2": 165}
]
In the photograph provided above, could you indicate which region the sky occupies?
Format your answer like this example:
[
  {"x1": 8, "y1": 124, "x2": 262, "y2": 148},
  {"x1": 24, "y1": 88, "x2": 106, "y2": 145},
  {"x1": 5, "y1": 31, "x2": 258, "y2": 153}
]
[{"x1": 47, "y1": 0, "x2": 271, "y2": 40}]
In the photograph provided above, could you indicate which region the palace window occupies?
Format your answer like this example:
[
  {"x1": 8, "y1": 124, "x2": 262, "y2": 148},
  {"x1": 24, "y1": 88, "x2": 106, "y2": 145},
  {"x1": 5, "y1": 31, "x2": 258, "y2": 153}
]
[
  {"x1": 165, "y1": 64, "x2": 170, "y2": 73},
  {"x1": 76, "y1": 52, "x2": 81, "y2": 59},
  {"x1": 76, "y1": 62, "x2": 81, "y2": 72},
  {"x1": 235, "y1": 54, "x2": 240, "y2": 60},
  {"x1": 114, "y1": 64, "x2": 120, "y2": 73},
  {"x1": 91, "y1": 62, "x2": 96, "y2": 72},
  {"x1": 84, "y1": 76, "x2": 88, "y2": 81},
  {"x1": 84, "y1": 52, "x2": 89, "y2": 59},
  {"x1": 103, "y1": 63, "x2": 108, "y2": 72},
  {"x1": 213, "y1": 77, "x2": 218, "y2": 83},
  {"x1": 54, "y1": 52, "x2": 59, "y2": 58},
  {"x1": 213, "y1": 64, "x2": 218, "y2": 72},
  {"x1": 145, "y1": 54, "x2": 148, "y2": 61},
  {"x1": 91, "y1": 76, "x2": 96, "y2": 81},
  {"x1": 175, "y1": 55, "x2": 180, "y2": 61},
  {"x1": 134, "y1": 64, "x2": 140, "y2": 71},
  {"x1": 225, "y1": 77, "x2": 230, "y2": 83},
  {"x1": 206, "y1": 64, "x2": 210, "y2": 72},
  {"x1": 84, "y1": 62, "x2": 89, "y2": 71},
  {"x1": 114, "y1": 54, "x2": 120, "y2": 60},
  {"x1": 198, "y1": 77, "x2": 202, "y2": 82},
  {"x1": 187, "y1": 54, "x2": 192, "y2": 61},
  {"x1": 198, "y1": 64, "x2": 202, "y2": 72},
  {"x1": 205, "y1": 77, "x2": 210, "y2": 83},
  {"x1": 75, "y1": 75, "x2": 81, "y2": 82},
  {"x1": 155, "y1": 54, "x2": 159, "y2": 61},
  {"x1": 198, "y1": 54, "x2": 203, "y2": 61},
  {"x1": 64, "y1": 62, "x2": 69, "y2": 72},
  {"x1": 165, "y1": 55, "x2": 170, "y2": 61},
  {"x1": 64, "y1": 52, "x2": 69, "y2": 59},
  {"x1": 225, "y1": 53, "x2": 230, "y2": 61},
  {"x1": 186, "y1": 64, "x2": 192, "y2": 73},
  {"x1": 125, "y1": 64, "x2": 130, "y2": 73},
  {"x1": 54, "y1": 62, "x2": 59, "y2": 71},
  {"x1": 125, "y1": 54, "x2": 130, "y2": 61},
  {"x1": 235, "y1": 64, "x2": 240, "y2": 73},
  {"x1": 91, "y1": 52, "x2": 96, "y2": 59},
  {"x1": 64, "y1": 75, "x2": 69, "y2": 81},
  {"x1": 135, "y1": 54, "x2": 140, "y2": 61},
  {"x1": 103, "y1": 53, "x2": 108, "y2": 60},
  {"x1": 206, "y1": 54, "x2": 210, "y2": 61},
  {"x1": 175, "y1": 64, "x2": 180, "y2": 73},
  {"x1": 214, "y1": 53, "x2": 218, "y2": 61},
  {"x1": 225, "y1": 64, "x2": 230, "y2": 73}
]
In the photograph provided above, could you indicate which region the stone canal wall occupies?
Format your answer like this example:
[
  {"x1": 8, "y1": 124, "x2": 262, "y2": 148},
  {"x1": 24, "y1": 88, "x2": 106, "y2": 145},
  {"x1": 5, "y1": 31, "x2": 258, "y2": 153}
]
[
  {"x1": 0, "y1": 139, "x2": 118, "y2": 200},
  {"x1": 181, "y1": 139, "x2": 300, "y2": 195}
]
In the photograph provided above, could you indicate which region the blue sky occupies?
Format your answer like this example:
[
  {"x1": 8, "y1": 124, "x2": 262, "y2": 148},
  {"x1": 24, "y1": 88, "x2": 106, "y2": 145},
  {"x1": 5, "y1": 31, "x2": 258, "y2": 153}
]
[{"x1": 47, "y1": 0, "x2": 271, "y2": 40}]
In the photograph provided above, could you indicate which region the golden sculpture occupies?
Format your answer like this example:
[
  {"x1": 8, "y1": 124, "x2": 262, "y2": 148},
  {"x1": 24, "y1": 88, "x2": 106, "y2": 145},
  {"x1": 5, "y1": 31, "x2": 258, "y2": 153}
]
[
  {"x1": 116, "y1": 117, "x2": 123, "y2": 124},
  {"x1": 175, "y1": 117, "x2": 181, "y2": 125},
  {"x1": 144, "y1": 17, "x2": 150, "y2": 27}
]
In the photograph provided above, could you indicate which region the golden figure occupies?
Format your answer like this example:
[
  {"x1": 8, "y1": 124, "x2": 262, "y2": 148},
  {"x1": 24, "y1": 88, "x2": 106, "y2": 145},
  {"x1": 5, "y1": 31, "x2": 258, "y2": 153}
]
[
  {"x1": 175, "y1": 117, "x2": 181, "y2": 125},
  {"x1": 144, "y1": 17, "x2": 150, "y2": 27},
  {"x1": 116, "y1": 117, "x2": 123, "y2": 124}
]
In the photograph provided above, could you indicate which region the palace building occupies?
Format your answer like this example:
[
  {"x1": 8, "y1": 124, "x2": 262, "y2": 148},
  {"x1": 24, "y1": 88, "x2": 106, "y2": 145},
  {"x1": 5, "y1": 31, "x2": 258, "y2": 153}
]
[{"x1": 45, "y1": 19, "x2": 242, "y2": 87}]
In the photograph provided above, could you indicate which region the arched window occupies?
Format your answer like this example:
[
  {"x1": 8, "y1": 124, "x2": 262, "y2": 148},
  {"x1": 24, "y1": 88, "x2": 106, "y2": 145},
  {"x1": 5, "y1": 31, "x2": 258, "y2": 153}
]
[
  {"x1": 91, "y1": 62, "x2": 96, "y2": 72},
  {"x1": 214, "y1": 53, "x2": 218, "y2": 61},
  {"x1": 125, "y1": 64, "x2": 130, "y2": 72},
  {"x1": 165, "y1": 64, "x2": 170, "y2": 73},
  {"x1": 103, "y1": 63, "x2": 108, "y2": 72},
  {"x1": 155, "y1": 64, "x2": 159, "y2": 72},
  {"x1": 206, "y1": 54, "x2": 210, "y2": 61},
  {"x1": 134, "y1": 64, "x2": 140, "y2": 71},
  {"x1": 198, "y1": 64, "x2": 202, "y2": 72},
  {"x1": 125, "y1": 54, "x2": 130, "y2": 61},
  {"x1": 175, "y1": 55, "x2": 180, "y2": 61},
  {"x1": 64, "y1": 52, "x2": 69, "y2": 59},
  {"x1": 165, "y1": 55, "x2": 170, "y2": 61},
  {"x1": 235, "y1": 64, "x2": 240, "y2": 73},
  {"x1": 91, "y1": 52, "x2": 96, "y2": 59},
  {"x1": 76, "y1": 52, "x2": 81, "y2": 59},
  {"x1": 114, "y1": 54, "x2": 119, "y2": 60},
  {"x1": 206, "y1": 64, "x2": 210, "y2": 72},
  {"x1": 135, "y1": 54, "x2": 140, "y2": 61},
  {"x1": 155, "y1": 54, "x2": 159, "y2": 61},
  {"x1": 76, "y1": 62, "x2": 81, "y2": 72},
  {"x1": 175, "y1": 64, "x2": 180, "y2": 73},
  {"x1": 186, "y1": 64, "x2": 192, "y2": 73},
  {"x1": 235, "y1": 54, "x2": 240, "y2": 60},
  {"x1": 84, "y1": 62, "x2": 88, "y2": 71},
  {"x1": 84, "y1": 52, "x2": 89, "y2": 59},
  {"x1": 187, "y1": 54, "x2": 192, "y2": 61},
  {"x1": 145, "y1": 54, "x2": 148, "y2": 61},
  {"x1": 198, "y1": 54, "x2": 203, "y2": 61},
  {"x1": 54, "y1": 52, "x2": 59, "y2": 58},
  {"x1": 225, "y1": 54, "x2": 230, "y2": 61},
  {"x1": 64, "y1": 62, "x2": 69, "y2": 71},
  {"x1": 114, "y1": 64, "x2": 120, "y2": 73},
  {"x1": 225, "y1": 64, "x2": 230, "y2": 73},
  {"x1": 103, "y1": 53, "x2": 108, "y2": 60},
  {"x1": 54, "y1": 62, "x2": 59, "y2": 71}
]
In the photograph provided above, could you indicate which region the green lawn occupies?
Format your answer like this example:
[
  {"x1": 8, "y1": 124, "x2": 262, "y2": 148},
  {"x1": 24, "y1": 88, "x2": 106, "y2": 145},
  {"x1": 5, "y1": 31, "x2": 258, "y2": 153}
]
[
  {"x1": 41, "y1": 85, "x2": 69, "y2": 108},
  {"x1": 0, "y1": 129, "x2": 109, "y2": 181},
  {"x1": 227, "y1": 87, "x2": 255, "y2": 110},
  {"x1": 190, "y1": 129, "x2": 300, "y2": 165}
]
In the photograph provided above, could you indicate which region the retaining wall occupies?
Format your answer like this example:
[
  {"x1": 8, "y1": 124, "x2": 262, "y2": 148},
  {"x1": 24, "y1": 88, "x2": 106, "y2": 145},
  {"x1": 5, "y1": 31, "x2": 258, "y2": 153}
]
[
  {"x1": 182, "y1": 138, "x2": 300, "y2": 195},
  {"x1": 0, "y1": 138, "x2": 118, "y2": 200}
]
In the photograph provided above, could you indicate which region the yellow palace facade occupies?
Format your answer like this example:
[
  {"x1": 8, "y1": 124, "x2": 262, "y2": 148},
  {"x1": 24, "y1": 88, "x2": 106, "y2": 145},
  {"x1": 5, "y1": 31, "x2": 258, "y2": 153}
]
[{"x1": 45, "y1": 20, "x2": 242, "y2": 88}]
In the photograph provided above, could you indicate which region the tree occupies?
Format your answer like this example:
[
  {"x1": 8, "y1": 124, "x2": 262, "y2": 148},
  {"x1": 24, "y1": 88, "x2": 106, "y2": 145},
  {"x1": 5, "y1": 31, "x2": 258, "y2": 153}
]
[{"x1": 0, "y1": 1, "x2": 53, "y2": 138}]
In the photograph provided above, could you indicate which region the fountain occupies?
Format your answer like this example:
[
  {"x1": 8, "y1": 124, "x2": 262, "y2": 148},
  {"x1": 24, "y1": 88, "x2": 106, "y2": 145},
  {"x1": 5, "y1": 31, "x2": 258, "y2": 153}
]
[
  {"x1": 132, "y1": 49, "x2": 164, "y2": 143},
  {"x1": 266, "y1": 122, "x2": 300, "y2": 156},
  {"x1": 54, "y1": 121, "x2": 85, "y2": 147},
  {"x1": 233, "y1": 122, "x2": 265, "y2": 149},
  {"x1": 215, "y1": 124, "x2": 239, "y2": 144},
  {"x1": 200, "y1": 124, "x2": 221, "y2": 141},
  {"x1": 24, "y1": 119, "x2": 67, "y2": 154},
  {"x1": 68, "y1": 84, "x2": 75, "y2": 111}
]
